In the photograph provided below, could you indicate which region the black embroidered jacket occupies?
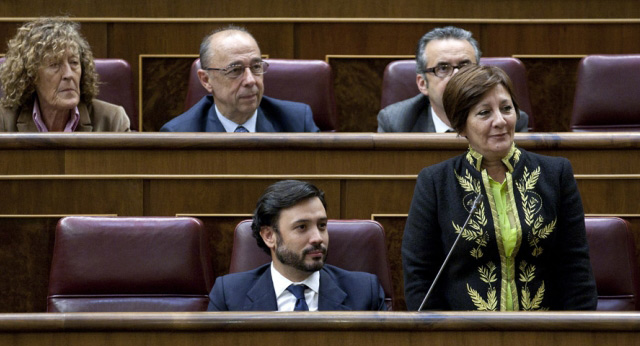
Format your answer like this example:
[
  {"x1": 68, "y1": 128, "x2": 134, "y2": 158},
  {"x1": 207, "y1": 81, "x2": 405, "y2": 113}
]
[{"x1": 402, "y1": 145, "x2": 598, "y2": 311}]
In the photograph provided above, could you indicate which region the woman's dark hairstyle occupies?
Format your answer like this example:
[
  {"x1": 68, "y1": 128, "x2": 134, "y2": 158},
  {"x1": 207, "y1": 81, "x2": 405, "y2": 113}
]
[
  {"x1": 252, "y1": 180, "x2": 327, "y2": 254},
  {"x1": 443, "y1": 65, "x2": 520, "y2": 134}
]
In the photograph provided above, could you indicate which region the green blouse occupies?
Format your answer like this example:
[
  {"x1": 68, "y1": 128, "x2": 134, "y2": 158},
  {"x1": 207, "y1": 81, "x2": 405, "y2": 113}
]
[{"x1": 488, "y1": 176, "x2": 518, "y2": 310}]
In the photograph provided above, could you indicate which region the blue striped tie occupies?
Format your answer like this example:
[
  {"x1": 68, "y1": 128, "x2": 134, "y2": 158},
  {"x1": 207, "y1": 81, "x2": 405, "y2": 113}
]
[{"x1": 286, "y1": 284, "x2": 309, "y2": 311}]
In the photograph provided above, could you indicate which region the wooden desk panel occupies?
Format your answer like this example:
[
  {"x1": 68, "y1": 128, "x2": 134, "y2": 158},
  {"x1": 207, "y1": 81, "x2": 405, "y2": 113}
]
[
  {"x1": 0, "y1": 179, "x2": 143, "y2": 216},
  {"x1": 0, "y1": 312, "x2": 639, "y2": 346},
  {"x1": 0, "y1": 150, "x2": 64, "y2": 175}
]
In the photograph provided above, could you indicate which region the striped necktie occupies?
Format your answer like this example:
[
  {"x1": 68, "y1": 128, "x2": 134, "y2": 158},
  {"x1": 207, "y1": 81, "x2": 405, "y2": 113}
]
[{"x1": 286, "y1": 284, "x2": 309, "y2": 311}]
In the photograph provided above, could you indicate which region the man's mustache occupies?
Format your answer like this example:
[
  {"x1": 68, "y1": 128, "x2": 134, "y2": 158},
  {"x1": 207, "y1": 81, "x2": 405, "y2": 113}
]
[{"x1": 302, "y1": 244, "x2": 327, "y2": 256}]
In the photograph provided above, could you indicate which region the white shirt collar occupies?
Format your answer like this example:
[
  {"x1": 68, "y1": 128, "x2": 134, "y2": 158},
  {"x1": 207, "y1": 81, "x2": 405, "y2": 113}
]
[
  {"x1": 214, "y1": 104, "x2": 258, "y2": 132},
  {"x1": 270, "y1": 262, "x2": 320, "y2": 311},
  {"x1": 430, "y1": 105, "x2": 454, "y2": 133}
]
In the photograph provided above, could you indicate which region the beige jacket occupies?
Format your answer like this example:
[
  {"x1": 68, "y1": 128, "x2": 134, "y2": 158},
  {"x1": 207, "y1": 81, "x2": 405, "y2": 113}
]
[{"x1": 0, "y1": 99, "x2": 130, "y2": 132}]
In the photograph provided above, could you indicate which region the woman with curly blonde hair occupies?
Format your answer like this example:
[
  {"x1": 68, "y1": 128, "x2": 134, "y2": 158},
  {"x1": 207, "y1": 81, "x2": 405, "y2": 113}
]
[{"x1": 0, "y1": 17, "x2": 129, "y2": 132}]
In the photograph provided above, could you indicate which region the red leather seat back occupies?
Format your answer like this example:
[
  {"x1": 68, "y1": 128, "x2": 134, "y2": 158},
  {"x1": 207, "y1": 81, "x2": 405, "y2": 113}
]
[
  {"x1": 585, "y1": 217, "x2": 640, "y2": 310},
  {"x1": 229, "y1": 219, "x2": 394, "y2": 309},
  {"x1": 94, "y1": 59, "x2": 138, "y2": 131},
  {"x1": 380, "y1": 58, "x2": 534, "y2": 129},
  {"x1": 571, "y1": 55, "x2": 640, "y2": 131},
  {"x1": 380, "y1": 60, "x2": 422, "y2": 110},
  {"x1": 47, "y1": 216, "x2": 214, "y2": 312},
  {"x1": 184, "y1": 59, "x2": 337, "y2": 131}
]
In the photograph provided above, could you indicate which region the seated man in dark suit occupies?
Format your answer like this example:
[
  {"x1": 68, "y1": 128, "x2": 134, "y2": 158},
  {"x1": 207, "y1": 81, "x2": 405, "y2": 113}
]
[
  {"x1": 377, "y1": 26, "x2": 528, "y2": 133},
  {"x1": 208, "y1": 180, "x2": 386, "y2": 311},
  {"x1": 161, "y1": 26, "x2": 319, "y2": 132}
]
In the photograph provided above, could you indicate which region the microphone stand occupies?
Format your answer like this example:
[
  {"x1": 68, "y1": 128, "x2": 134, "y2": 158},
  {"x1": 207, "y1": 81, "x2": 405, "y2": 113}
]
[{"x1": 418, "y1": 193, "x2": 483, "y2": 311}]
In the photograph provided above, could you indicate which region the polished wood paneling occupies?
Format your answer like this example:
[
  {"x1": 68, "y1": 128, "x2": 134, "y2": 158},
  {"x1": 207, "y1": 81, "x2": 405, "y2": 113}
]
[
  {"x1": 190, "y1": 216, "x2": 249, "y2": 280},
  {"x1": 141, "y1": 56, "x2": 195, "y2": 131},
  {"x1": 0, "y1": 218, "x2": 57, "y2": 313},
  {"x1": 481, "y1": 24, "x2": 640, "y2": 56},
  {"x1": 0, "y1": 22, "x2": 108, "y2": 58},
  {"x1": 0, "y1": 312, "x2": 639, "y2": 346},
  {"x1": 295, "y1": 23, "x2": 477, "y2": 60},
  {"x1": 63, "y1": 148, "x2": 465, "y2": 175},
  {"x1": 0, "y1": 150, "x2": 64, "y2": 175},
  {"x1": 0, "y1": 132, "x2": 638, "y2": 174},
  {"x1": 519, "y1": 57, "x2": 582, "y2": 132},
  {"x1": 146, "y1": 179, "x2": 341, "y2": 216},
  {"x1": 329, "y1": 56, "x2": 410, "y2": 132},
  {"x1": 578, "y1": 179, "x2": 640, "y2": 215},
  {"x1": 1, "y1": 0, "x2": 640, "y2": 18},
  {"x1": 372, "y1": 216, "x2": 408, "y2": 311},
  {"x1": 0, "y1": 179, "x2": 143, "y2": 215}
]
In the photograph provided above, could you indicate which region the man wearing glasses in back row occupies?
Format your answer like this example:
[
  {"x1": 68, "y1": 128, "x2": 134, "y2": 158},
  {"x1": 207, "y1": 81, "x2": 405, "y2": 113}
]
[
  {"x1": 161, "y1": 26, "x2": 319, "y2": 132},
  {"x1": 377, "y1": 26, "x2": 528, "y2": 133}
]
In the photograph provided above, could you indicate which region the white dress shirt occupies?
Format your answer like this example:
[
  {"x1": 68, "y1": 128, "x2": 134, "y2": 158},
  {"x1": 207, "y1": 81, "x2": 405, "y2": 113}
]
[
  {"x1": 270, "y1": 262, "x2": 320, "y2": 311},
  {"x1": 215, "y1": 104, "x2": 258, "y2": 132},
  {"x1": 430, "y1": 105, "x2": 455, "y2": 133}
]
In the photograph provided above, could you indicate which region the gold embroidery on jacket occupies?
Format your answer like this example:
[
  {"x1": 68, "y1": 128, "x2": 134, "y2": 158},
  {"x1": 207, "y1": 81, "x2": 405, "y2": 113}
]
[
  {"x1": 505, "y1": 173, "x2": 523, "y2": 310},
  {"x1": 515, "y1": 166, "x2": 556, "y2": 257},
  {"x1": 453, "y1": 169, "x2": 488, "y2": 259},
  {"x1": 519, "y1": 261, "x2": 547, "y2": 310},
  {"x1": 466, "y1": 262, "x2": 498, "y2": 310},
  {"x1": 513, "y1": 165, "x2": 553, "y2": 310},
  {"x1": 454, "y1": 167, "x2": 494, "y2": 310}
]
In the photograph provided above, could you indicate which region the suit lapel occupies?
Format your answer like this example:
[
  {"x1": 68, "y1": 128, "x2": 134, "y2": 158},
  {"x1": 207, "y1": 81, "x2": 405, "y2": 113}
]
[
  {"x1": 16, "y1": 107, "x2": 38, "y2": 132},
  {"x1": 75, "y1": 103, "x2": 93, "y2": 132},
  {"x1": 244, "y1": 267, "x2": 278, "y2": 311},
  {"x1": 412, "y1": 102, "x2": 434, "y2": 132},
  {"x1": 256, "y1": 107, "x2": 276, "y2": 132},
  {"x1": 206, "y1": 104, "x2": 227, "y2": 132},
  {"x1": 317, "y1": 268, "x2": 350, "y2": 311}
]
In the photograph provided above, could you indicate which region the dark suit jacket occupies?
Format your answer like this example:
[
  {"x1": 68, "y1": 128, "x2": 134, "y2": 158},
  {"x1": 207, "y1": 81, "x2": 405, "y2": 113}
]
[
  {"x1": 160, "y1": 95, "x2": 319, "y2": 132},
  {"x1": 377, "y1": 94, "x2": 529, "y2": 133},
  {"x1": 208, "y1": 263, "x2": 386, "y2": 311},
  {"x1": 0, "y1": 99, "x2": 130, "y2": 132}
]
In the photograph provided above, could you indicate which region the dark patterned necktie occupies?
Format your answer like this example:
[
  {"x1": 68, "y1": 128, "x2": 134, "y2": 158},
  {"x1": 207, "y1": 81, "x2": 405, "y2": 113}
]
[
  {"x1": 234, "y1": 125, "x2": 249, "y2": 132},
  {"x1": 286, "y1": 284, "x2": 309, "y2": 311}
]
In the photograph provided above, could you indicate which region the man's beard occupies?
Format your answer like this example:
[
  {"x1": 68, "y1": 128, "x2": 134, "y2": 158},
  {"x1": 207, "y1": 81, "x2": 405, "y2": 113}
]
[{"x1": 274, "y1": 234, "x2": 327, "y2": 273}]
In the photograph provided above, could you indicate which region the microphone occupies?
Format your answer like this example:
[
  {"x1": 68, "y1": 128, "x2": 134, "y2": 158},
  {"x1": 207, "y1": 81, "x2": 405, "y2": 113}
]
[{"x1": 417, "y1": 193, "x2": 484, "y2": 311}]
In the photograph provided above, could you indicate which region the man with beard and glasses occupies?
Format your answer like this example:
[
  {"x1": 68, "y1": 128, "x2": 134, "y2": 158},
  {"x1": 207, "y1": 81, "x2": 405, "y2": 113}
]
[{"x1": 207, "y1": 180, "x2": 386, "y2": 311}]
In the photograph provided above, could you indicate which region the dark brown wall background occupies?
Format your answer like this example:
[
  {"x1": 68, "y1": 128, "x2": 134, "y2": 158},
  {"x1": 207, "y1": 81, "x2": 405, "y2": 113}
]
[{"x1": 1, "y1": 0, "x2": 640, "y2": 18}]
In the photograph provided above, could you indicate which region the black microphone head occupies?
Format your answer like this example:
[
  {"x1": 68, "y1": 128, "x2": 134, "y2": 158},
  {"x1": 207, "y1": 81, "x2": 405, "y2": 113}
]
[{"x1": 472, "y1": 193, "x2": 483, "y2": 208}]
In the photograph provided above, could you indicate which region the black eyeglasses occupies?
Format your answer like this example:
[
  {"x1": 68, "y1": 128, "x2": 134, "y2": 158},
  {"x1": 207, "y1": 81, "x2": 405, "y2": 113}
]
[
  {"x1": 424, "y1": 62, "x2": 474, "y2": 78},
  {"x1": 202, "y1": 61, "x2": 269, "y2": 79}
]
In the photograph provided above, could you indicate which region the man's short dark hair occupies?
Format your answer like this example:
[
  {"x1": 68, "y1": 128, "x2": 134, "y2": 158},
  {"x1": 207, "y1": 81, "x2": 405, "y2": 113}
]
[
  {"x1": 199, "y1": 25, "x2": 254, "y2": 68},
  {"x1": 252, "y1": 180, "x2": 327, "y2": 254},
  {"x1": 415, "y1": 26, "x2": 482, "y2": 75}
]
